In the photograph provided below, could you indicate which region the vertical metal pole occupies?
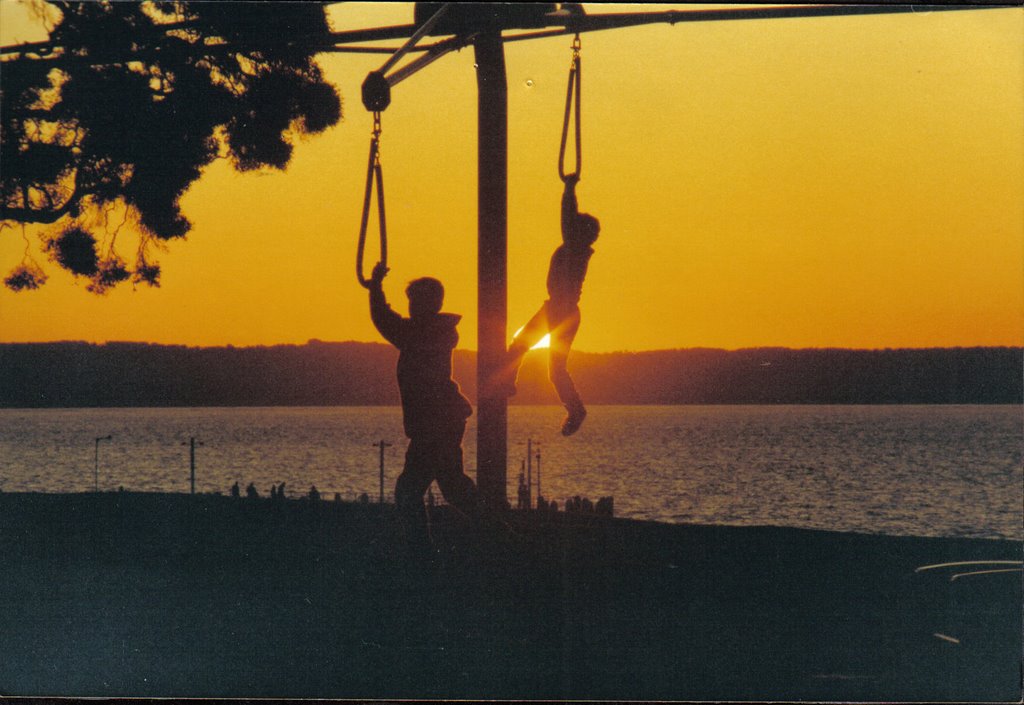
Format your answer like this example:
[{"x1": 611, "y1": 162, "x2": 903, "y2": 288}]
[
  {"x1": 189, "y1": 437, "x2": 195, "y2": 495},
  {"x1": 474, "y1": 31, "x2": 508, "y2": 509}
]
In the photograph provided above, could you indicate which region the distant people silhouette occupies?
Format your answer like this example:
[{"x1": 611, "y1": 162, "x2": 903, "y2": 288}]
[
  {"x1": 230, "y1": 481, "x2": 240, "y2": 498},
  {"x1": 367, "y1": 261, "x2": 483, "y2": 548},
  {"x1": 246, "y1": 482, "x2": 259, "y2": 499},
  {"x1": 517, "y1": 472, "x2": 529, "y2": 510},
  {"x1": 503, "y1": 174, "x2": 599, "y2": 436},
  {"x1": 309, "y1": 484, "x2": 320, "y2": 501}
]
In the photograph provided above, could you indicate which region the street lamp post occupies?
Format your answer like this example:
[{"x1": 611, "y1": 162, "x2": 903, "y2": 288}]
[
  {"x1": 94, "y1": 434, "x2": 112, "y2": 491},
  {"x1": 182, "y1": 437, "x2": 203, "y2": 495}
]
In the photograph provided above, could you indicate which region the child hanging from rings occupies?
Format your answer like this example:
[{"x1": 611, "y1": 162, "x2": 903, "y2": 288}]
[{"x1": 502, "y1": 174, "x2": 600, "y2": 436}]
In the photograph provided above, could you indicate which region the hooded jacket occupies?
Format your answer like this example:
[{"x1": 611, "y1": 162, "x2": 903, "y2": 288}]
[{"x1": 370, "y1": 286, "x2": 473, "y2": 439}]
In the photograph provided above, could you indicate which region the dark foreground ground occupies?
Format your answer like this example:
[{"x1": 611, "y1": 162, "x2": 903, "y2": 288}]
[{"x1": 0, "y1": 492, "x2": 1020, "y2": 701}]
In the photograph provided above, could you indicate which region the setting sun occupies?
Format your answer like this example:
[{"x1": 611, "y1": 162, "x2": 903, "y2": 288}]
[{"x1": 514, "y1": 326, "x2": 551, "y2": 350}]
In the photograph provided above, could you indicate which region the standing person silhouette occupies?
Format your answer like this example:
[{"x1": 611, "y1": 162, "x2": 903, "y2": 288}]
[
  {"x1": 367, "y1": 261, "x2": 481, "y2": 547},
  {"x1": 503, "y1": 174, "x2": 600, "y2": 435}
]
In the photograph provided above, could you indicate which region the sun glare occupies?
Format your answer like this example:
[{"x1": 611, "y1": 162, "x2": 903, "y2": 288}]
[{"x1": 513, "y1": 326, "x2": 550, "y2": 350}]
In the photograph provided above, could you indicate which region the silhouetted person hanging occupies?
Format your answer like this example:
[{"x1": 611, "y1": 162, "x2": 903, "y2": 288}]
[
  {"x1": 504, "y1": 174, "x2": 599, "y2": 435},
  {"x1": 367, "y1": 262, "x2": 481, "y2": 546}
]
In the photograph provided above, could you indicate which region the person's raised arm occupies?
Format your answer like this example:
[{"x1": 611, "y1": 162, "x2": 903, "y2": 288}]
[
  {"x1": 561, "y1": 174, "x2": 580, "y2": 243},
  {"x1": 368, "y1": 261, "x2": 405, "y2": 348}
]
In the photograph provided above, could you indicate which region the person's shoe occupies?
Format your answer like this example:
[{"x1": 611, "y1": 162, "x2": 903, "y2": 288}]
[{"x1": 561, "y1": 403, "x2": 587, "y2": 436}]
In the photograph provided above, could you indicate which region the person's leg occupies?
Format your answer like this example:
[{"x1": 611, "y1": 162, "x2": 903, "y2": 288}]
[
  {"x1": 434, "y1": 425, "x2": 521, "y2": 546},
  {"x1": 433, "y1": 424, "x2": 481, "y2": 517},
  {"x1": 501, "y1": 303, "x2": 551, "y2": 396},
  {"x1": 395, "y1": 439, "x2": 437, "y2": 550},
  {"x1": 548, "y1": 307, "x2": 586, "y2": 435},
  {"x1": 512, "y1": 302, "x2": 552, "y2": 352},
  {"x1": 548, "y1": 307, "x2": 582, "y2": 407}
]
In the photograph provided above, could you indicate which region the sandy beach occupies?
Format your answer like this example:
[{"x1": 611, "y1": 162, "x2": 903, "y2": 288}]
[{"x1": 0, "y1": 491, "x2": 1019, "y2": 700}]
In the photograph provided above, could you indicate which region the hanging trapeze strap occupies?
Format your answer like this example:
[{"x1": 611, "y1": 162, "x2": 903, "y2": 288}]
[
  {"x1": 356, "y1": 112, "x2": 387, "y2": 289},
  {"x1": 354, "y1": 5, "x2": 455, "y2": 288},
  {"x1": 558, "y1": 34, "x2": 582, "y2": 182}
]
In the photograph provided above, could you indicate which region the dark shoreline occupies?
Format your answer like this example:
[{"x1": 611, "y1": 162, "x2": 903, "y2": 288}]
[
  {"x1": 3, "y1": 342, "x2": 1019, "y2": 406},
  {"x1": 1, "y1": 491, "x2": 1020, "y2": 700}
]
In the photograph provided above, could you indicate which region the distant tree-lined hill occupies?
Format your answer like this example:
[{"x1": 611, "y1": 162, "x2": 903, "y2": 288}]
[{"x1": 0, "y1": 341, "x2": 1019, "y2": 407}]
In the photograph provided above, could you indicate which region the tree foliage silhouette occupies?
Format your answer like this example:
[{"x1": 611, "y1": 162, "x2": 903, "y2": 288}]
[{"x1": 1, "y1": 1, "x2": 342, "y2": 292}]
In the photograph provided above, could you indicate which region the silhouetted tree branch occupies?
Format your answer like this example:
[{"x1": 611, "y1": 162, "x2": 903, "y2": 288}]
[{"x1": 1, "y1": 0, "x2": 342, "y2": 292}]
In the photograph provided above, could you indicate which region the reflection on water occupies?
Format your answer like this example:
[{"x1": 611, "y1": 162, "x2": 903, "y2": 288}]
[{"x1": 0, "y1": 405, "x2": 1020, "y2": 539}]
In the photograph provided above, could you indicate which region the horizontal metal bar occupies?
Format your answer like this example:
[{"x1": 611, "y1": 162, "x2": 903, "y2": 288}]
[
  {"x1": 499, "y1": 28, "x2": 572, "y2": 45},
  {"x1": 562, "y1": 4, "x2": 1015, "y2": 33},
  {"x1": 321, "y1": 45, "x2": 414, "y2": 55},
  {"x1": 322, "y1": 4, "x2": 1015, "y2": 47},
  {"x1": 325, "y1": 24, "x2": 423, "y2": 45},
  {"x1": 436, "y1": 4, "x2": 1018, "y2": 49},
  {"x1": 0, "y1": 22, "x2": 422, "y2": 54},
  {"x1": 4, "y1": 5, "x2": 1013, "y2": 58}
]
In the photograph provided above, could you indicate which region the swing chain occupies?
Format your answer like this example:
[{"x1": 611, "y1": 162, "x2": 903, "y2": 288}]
[
  {"x1": 357, "y1": 111, "x2": 388, "y2": 289},
  {"x1": 371, "y1": 111, "x2": 382, "y2": 165},
  {"x1": 559, "y1": 33, "x2": 582, "y2": 183}
]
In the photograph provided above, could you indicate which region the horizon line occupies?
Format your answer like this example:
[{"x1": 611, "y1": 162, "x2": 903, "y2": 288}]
[{"x1": 1, "y1": 339, "x2": 1021, "y2": 355}]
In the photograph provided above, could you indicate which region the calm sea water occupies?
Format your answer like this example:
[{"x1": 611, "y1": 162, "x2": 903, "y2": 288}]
[{"x1": 0, "y1": 405, "x2": 1020, "y2": 540}]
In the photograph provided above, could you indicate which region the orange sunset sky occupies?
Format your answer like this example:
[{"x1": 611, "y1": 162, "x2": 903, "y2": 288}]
[{"x1": 1, "y1": 2, "x2": 1022, "y2": 352}]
